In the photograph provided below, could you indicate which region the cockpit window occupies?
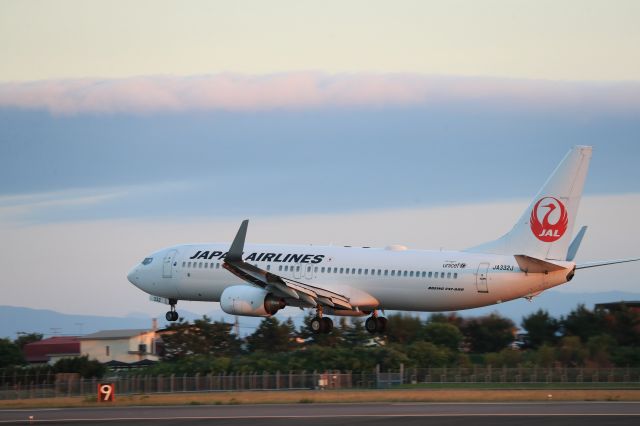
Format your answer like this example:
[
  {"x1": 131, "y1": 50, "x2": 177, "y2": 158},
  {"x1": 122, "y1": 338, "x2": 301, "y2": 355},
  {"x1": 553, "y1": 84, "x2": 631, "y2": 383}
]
[{"x1": 141, "y1": 257, "x2": 153, "y2": 265}]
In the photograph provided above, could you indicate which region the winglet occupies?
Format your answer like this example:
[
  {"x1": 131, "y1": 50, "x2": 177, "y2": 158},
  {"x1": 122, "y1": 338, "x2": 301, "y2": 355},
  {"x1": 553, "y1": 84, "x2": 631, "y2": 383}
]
[
  {"x1": 566, "y1": 226, "x2": 587, "y2": 261},
  {"x1": 226, "y1": 219, "x2": 249, "y2": 262}
]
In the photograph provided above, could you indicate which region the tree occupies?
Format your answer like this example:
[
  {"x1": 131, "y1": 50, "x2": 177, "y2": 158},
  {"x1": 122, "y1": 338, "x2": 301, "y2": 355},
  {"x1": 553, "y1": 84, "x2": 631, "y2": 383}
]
[
  {"x1": 342, "y1": 318, "x2": 371, "y2": 347},
  {"x1": 407, "y1": 341, "x2": 450, "y2": 367},
  {"x1": 534, "y1": 344, "x2": 556, "y2": 367},
  {"x1": 562, "y1": 304, "x2": 605, "y2": 342},
  {"x1": 0, "y1": 338, "x2": 24, "y2": 368},
  {"x1": 461, "y1": 313, "x2": 515, "y2": 353},
  {"x1": 246, "y1": 317, "x2": 295, "y2": 353},
  {"x1": 587, "y1": 334, "x2": 616, "y2": 367},
  {"x1": 162, "y1": 316, "x2": 242, "y2": 360},
  {"x1": 423, "y1": 322, "x2": 463, "y2": 351},
  {"x1": 556, "y1": 336, "x2": 588, "y2": 367},
  {"x1": 600, "y1": 305, "x2": 640, "y2": 347},
  {"x1": 14, "y1": 332, "x2": 43, "y2": 350},
  {"x1": 484, "y1": 348, "x2": 522, "y2": 367},
  {"x1": 53, "y1": 356, "x2": 105, "y2": 378},
  {"x1": 428, "y1": 312, "x2": 464, "y2": 328},
  {"x1": 521, "y1": 309, "x2": 560, "y2": 348},
  {"x1": 385, "y1": 313, "x2": 424, "y2": 344}
]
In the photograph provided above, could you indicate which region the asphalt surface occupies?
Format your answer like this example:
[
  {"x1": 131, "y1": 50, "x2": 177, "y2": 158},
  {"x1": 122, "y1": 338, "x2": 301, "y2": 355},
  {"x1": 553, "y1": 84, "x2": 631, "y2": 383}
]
[{"x1": 2, "y1": 402, "x2": 640, "y2": 425}]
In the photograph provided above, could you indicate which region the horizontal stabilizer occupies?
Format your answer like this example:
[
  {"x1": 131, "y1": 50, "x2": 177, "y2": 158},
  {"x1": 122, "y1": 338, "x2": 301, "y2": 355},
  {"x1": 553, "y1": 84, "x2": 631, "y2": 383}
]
[
  {"x1": 576, "y1": 257, "x2": 640, "y2": 270},
  {"x1": 514, "y1": 255, "x2": 568, "y2": 273}
]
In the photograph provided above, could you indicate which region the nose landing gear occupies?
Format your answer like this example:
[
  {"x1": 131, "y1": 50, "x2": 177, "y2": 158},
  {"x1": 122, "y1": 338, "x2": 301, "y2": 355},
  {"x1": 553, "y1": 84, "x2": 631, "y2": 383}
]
[
  {"x1": 365, "y1": 311, "x2": 387, "y2": 334},
  {"x1": 165, "y1": 299, "x2": 179, "y2": 322}
]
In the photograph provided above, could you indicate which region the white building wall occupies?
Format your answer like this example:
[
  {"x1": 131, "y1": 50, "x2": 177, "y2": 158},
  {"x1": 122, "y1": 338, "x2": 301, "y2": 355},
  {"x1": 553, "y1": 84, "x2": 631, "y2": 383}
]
[{"x1": 81, "y1": 331, "x2": 159, "y2": 363}]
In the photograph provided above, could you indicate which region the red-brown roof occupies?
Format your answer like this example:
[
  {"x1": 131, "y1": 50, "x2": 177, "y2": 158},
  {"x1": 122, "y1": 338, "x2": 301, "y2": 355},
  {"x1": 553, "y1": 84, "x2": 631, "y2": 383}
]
[{"x1": 23, "y1": 336, "x2": 81, "y2": 363}]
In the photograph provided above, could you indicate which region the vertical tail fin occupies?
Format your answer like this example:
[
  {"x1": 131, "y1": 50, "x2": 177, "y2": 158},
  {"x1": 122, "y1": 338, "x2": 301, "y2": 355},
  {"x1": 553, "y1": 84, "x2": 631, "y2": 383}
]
[{"x1": 466, "y1": 146, "x2": 592, "y2": 260}]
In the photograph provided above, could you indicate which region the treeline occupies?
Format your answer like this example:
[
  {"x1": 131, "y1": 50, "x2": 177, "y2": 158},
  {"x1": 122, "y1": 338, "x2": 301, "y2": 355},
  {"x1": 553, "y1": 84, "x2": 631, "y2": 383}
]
[
  {"x1": 0, "y1": 332, "x2": 105, "y2": 381},
  {"x1": 2, "y1": 303, "x2": 639, "y2": 377},
  {"x1": 145, "y1": 303, "x2": 640, "y2": 374}
]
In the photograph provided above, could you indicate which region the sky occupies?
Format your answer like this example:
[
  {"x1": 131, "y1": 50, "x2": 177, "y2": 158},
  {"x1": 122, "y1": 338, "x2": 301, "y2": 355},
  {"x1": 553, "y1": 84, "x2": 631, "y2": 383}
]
[{"x1": 0, "y1": 1, "x2": 639, "y2": 322}]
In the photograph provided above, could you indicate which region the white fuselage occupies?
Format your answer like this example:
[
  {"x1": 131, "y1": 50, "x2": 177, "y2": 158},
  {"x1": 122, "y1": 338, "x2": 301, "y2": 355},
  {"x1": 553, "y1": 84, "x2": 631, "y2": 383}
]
[{"x1": 128, "y1": 243, "x2": 574, "y2": 313}]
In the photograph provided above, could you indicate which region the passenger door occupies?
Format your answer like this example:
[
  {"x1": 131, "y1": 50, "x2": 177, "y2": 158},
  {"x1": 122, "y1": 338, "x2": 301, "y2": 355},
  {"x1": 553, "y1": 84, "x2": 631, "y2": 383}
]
[{"x1": 476, "y1": 262, "x2": 489, "y2": 293}]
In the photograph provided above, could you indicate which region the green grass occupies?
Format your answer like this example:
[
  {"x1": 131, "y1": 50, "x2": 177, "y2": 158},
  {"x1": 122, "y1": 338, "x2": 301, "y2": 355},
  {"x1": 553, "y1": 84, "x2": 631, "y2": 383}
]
[{"x1": 396, "y1": 382, "x2": 640, "y2": 390}]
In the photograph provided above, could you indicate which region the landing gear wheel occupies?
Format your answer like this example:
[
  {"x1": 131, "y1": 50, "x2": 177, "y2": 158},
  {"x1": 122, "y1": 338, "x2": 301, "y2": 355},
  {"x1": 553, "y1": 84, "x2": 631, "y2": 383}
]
[
  {"x1": 365, "y1": 315, "x2": 387, "y2": 334},
  {"x1": 321, "y1": 317, "x2": 333, "y2": 334},
  {"x1": 365, "y1": 316, "x2": 378, "y2": 334},
  {"x1": 310, "y1": 317, "x2": 323, "y2": 334},
  {"x1": 166, "y1": 299, "x2": 179, "y2": 322}
]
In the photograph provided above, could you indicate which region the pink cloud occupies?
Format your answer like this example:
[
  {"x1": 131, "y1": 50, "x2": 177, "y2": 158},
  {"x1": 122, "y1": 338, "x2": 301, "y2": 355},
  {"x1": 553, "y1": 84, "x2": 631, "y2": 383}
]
[{"x1": 0, "y1": 73, "x2": 638, "y2": 115}]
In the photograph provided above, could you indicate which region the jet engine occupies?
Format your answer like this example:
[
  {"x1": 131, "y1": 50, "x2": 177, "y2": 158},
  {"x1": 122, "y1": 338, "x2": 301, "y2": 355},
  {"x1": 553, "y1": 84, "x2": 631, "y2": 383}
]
[{"x1": 220, "y1": 285, "x2": 285, "y2": 317}]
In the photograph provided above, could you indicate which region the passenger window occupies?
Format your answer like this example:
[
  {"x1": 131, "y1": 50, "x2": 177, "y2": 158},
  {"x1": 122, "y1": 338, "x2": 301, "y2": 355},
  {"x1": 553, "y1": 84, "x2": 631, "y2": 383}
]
[
  {"x1": 182, "y1": 261, "x2": 186, "y2": 267},
  {"x1": 334, "y1": 267, "x2": 338, "y2": 273},
  {"x1": 187, "y1": 262, "x2": 192, "y2": 267},
  {"x1": 358, "y1": 268, "x2": 362, "y2": 274},
  {"x1": 279, "y1": 265, "x2": 283, "y2": 271},
  {"x1": 454, "y1": 272, "x2": 458, "y2": 279},
  {"x1": 267, "y1": 265, "x2": 271, "y2": 271},
  {"x1": 441, "y1": 272, "x2": 445, "y2": 278},
  {"x1": 409, "y1": 271, "x2": 414, "y2": 277},
  {"x1": 364, "y1": 269, "x2": 368, "y2": 275},
  {"x1": 284, "y1": 265, "x2": 289, "y2": 272},
  {"x1": 204, "y1": 263, "x2": 208, "y2": 269},
  {"x1": 384, "y1": 270, "x2": 388, "y2": 276},
  {"x1": 447, "y1": 272, "x2": 451, "y2": 278},
  {"x1": 321, "y1": 267, "x2": 325, "y2": 273},
  {"x1": 346, "y1": 268, "x2": 350, "y2": 275},
  {"x1": 391, "y1": 270, "x2": 395, "y2": 276},
  {"x1": 421, "y1": 271, "x2": 426, "y2": 277},
  {"x1": 296, "y1": 266, "x2": 300, "y2": 272},
  {"x1": 199, "y1": 262, "x2": 203, "y2": 268},
  {"x1": 403, "y1": 271, "x2": 408, "y2": 277},
  {"x1": 351, "y1": 268, "x2": 356, "y2": 274},
  {"x1": 216, "y1": 263, "x2": 220, "y2": 269},
  {"x1": 339, "y1": 267, "x2": 344, "y2": 273},
  {"x1": 314, "y1": 267, "x2": 318, "y2": 272},
  {"x1": 307, "y1": 266, "x2": 311, "y2": 272}
]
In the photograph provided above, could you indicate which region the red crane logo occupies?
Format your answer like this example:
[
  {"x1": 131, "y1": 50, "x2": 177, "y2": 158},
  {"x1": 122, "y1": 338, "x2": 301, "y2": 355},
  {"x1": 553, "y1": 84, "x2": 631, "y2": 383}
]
[{"x1": 530, "y1": 197, "x2": 568, "y2": 242}]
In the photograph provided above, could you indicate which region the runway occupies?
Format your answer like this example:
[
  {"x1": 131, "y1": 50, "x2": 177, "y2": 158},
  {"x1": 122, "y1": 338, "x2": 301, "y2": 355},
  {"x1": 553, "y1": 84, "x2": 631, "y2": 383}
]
[{"x1": 2, "y1": 402, "x2": 640, "y2": 425}]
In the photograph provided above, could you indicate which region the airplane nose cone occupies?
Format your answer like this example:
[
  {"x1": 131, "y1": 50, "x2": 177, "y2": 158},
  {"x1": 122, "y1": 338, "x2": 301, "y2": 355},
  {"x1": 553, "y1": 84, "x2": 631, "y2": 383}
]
[{"x1": 127, "y1": 267, "x2": 139, "y2": 286}]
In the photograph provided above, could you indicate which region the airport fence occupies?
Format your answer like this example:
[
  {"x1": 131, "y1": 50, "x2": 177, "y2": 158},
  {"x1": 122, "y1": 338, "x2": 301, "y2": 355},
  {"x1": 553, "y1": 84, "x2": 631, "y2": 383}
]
[{"x1": 2, "y1": 366, "x2": 640, "y2": 400}]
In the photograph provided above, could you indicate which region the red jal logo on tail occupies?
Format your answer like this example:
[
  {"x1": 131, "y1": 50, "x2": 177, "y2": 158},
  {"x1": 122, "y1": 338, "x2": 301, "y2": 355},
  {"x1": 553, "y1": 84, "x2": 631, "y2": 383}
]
[{"x1": 530, "y1": 197, "x2": 568, "y2": 242}]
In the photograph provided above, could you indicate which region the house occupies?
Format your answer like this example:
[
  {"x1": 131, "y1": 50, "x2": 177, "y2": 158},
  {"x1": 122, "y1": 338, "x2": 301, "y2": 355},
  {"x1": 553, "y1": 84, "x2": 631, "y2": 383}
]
[
  {"x1": 80, "y1": 329, "x2": 161, "y2": 364},
  {"x1": 595, "y1": 301, "x2": 640, "y2": 314},
  {"x1": 23, "y1": 336, "x2": 81, "y2": 365}
]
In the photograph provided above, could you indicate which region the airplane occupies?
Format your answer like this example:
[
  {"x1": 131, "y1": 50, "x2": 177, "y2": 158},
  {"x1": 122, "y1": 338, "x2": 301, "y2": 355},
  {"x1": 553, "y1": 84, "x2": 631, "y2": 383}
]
[{"x1": 127, "y1": 146, "x2": 639, "y2": 334}]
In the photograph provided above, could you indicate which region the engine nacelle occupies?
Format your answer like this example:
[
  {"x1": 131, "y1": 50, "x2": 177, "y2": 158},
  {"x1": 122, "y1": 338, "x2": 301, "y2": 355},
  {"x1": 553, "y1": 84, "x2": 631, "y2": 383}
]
[{"x1": 220, "y1": 285, "x2": 285, "y2": 317}]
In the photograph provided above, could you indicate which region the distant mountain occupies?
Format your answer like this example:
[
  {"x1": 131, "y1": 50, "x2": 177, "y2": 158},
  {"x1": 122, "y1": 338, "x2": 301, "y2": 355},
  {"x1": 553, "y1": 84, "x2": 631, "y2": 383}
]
[
  {"x1": 0, "y1": 306, "x2": 199, "y2": 339},
  {"x1": 2, "y1": 291, "x2": 639, "y2": 339}
]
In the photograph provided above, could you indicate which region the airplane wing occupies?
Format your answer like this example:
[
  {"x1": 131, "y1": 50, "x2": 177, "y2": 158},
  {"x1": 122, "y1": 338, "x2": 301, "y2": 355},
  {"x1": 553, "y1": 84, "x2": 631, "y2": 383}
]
[
  {"x1": 223, "y1": 220, "x2": 353, "y2": 310},
  {"x1": 575, "y1": 257, "x2": 640, "y2": 270}
]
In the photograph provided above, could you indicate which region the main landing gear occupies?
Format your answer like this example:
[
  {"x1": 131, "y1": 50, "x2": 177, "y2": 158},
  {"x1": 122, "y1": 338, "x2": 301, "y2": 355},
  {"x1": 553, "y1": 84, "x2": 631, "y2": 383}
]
[
  {"x1": 365, "y1": 311, "x2": 387, "y2": 334},
  {"x1": 165, "y1": 299, "x2": 179, "y2": 322},
  {"x1": 310, "y1": 306, "x2": 333, "y2": 334}
]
